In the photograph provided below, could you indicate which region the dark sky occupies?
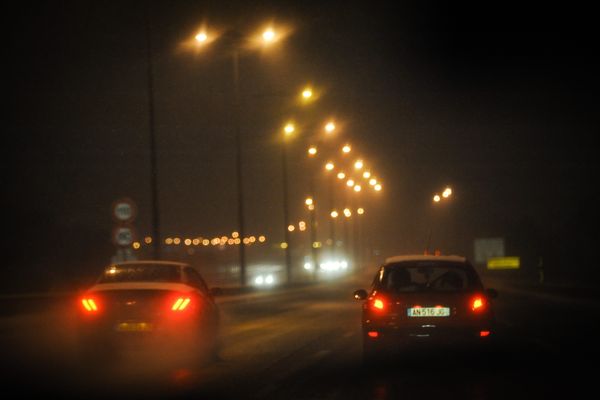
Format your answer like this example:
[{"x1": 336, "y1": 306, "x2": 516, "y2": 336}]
[{"x1": 5, "y1": 1, "x2": 599, "y2": 277}]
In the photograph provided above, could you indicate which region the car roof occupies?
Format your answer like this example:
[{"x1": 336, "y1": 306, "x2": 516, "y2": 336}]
[
  {"x1": 384, "y1": 255, "x2": 467, "y2": 264},
  {"x1": 109, "y1": 260, "x2": 189, "y2": 268}
]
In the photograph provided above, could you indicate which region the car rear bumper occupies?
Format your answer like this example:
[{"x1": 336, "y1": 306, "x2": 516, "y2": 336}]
[
  {"x1": 77, "y1": 317, "x2": 211, "y2": 345},
  {"x1": 363, "y1": 324, "x2": 493, "y2": 346}
]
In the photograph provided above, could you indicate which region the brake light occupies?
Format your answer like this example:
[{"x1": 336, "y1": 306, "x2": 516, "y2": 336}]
[
  {"x1": 367, "y1": 331, "x2": 379, "y2": 338},
  {"x1": 171, "y1": 297, "x2": 191, "y2": 312},
  {"x1": 81, "y1": 298, "x2": 98, "y2": 312},
  {"x1": 471, "y1": 296, "x2": 486, "y2": 312},
  {"x1": 370, "y1": 297, "x2": 386, "y2": 312},
  {"x1": 480, "y1": 330, "x2": 491, "y2": 337}
]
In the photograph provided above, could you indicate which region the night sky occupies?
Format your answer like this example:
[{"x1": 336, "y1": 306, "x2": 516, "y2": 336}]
[{"x1": 5, "y1": 1, "x2": 599, "y2": 290}]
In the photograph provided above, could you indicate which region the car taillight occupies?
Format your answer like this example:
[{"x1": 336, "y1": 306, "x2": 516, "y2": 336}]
[
  {"x1": 171, "y1": 297, "x2": 191, "y2": 312},
  {"x1": 471, "y1": 295, "x2": 486, "y2": 312},
  {"x1": 81, "y1": 297, "x2": 99, "y2": 313},
  {"x1": 370, "y1": 297, "x2": 386, "y2": 312}
]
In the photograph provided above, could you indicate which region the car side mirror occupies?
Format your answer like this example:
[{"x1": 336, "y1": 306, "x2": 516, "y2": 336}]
[
  {"x1": 209, "y1": 287, "x2": 223, "y2": 297},
  {"x1": 353, "y1": 289, "x2": 368, "y2": 300},
  {"x1": 486, "y1": 288, "x2": 498, "y2": 299}
]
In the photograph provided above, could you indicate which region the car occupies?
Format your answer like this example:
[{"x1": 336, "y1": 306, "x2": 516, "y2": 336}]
[
  {"x1": 76, "y1": 260, "x2": 221, "y2": 361},
  {"x1": 353, "y1": 254, "x2": 498, "y2": 362}
]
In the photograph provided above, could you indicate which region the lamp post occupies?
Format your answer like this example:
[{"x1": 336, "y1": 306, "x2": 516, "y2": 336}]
[
  {"x1": 282, "y1": 123, "x2": 295, "y2": 283},
  {"x1": 191, "y1": 25, "x2": 282, "y2": 286},
  {"x1": 144, "y1": 7, "x2": 161, "y2": 259},
  {"x1": 426, "y1": 186, "x2": 453, "y2": 253},
  {"x1": 232, "y1": 48, "x2": 247, "y2": 287},
  {"x1": 305, "y1": 197, "x2": 319, "y2": 280}
]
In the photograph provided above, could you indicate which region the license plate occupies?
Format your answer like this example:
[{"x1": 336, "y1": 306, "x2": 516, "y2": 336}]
[
  {"x1": 115, "y1": 322, "x2": 153, "y2": 332},
  {"x1": 407, "y1": 307, "x2": 450, "y2": 317}
]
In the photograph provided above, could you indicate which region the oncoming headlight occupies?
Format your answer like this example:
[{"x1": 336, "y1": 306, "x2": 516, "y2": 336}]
[{"x1": 254, "y1": 274, "x2": 276, "y2": 286}]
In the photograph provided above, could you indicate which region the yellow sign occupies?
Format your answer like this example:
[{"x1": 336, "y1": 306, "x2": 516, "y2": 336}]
[{"x1": 487, "y1": 257, "x2": 520, "y2": 270}]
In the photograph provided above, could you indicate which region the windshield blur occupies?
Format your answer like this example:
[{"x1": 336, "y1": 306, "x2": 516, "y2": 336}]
[
  {"x1": 3, "y1": 1, "x2": 598, "y2": 399},
  {"x1": 98, "y1": 264, "x2": 182, "y2": 284}
]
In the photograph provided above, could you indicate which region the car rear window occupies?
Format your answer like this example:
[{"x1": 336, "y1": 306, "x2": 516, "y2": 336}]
[
  {"x1": 380, "y1": 261, "x2": 478, "y2": 293},
  {"x1": 98, "y1": 264, "x2": 182, "y2": 283}
]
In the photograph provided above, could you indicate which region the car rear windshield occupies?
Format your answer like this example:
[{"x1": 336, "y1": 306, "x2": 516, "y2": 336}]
[
  {"x1": 98, "y1": 264, "x2": 182, "y2": 284},
  {"x1": 379, "y1": 261, "x2": 479, "y2": 293}
]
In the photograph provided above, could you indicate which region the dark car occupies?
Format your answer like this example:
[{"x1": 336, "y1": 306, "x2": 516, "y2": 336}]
[
  {"x1": 354, "y1": 255, "x2": 497, "y2": 361},
  {"x1": 77, "y1": 260, "x2": 221, "y2": 361}
]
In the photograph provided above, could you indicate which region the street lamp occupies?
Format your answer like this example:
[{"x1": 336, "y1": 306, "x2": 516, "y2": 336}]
[
  {"x1": 302, "y1": 87, "x2": 313, "y2": 100},
  {"x1": 188, "y1": 24, "x2": 283, "y2": 286},
  {"x1": 426, "y1": 186, "x2": 453, "y2": 253}
]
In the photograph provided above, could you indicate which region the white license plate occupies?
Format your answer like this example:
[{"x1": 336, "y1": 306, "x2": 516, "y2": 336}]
[{"x1": 407, "y1": 307, "x2": 450, "y2": 317}]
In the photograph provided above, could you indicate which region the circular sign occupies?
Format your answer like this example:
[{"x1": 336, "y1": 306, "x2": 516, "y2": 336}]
[
  {"x1": 112, "y1": 225, "x2": 136, "y2": 247},
  {"x1": 112, "y1": 198, "x2": 137, "y2": 223}
]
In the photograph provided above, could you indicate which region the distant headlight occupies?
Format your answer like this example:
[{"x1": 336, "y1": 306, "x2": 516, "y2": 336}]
[
  {"x1": 254, "y1": 274, "x2": 275, "y2": 286},
  {"x1": 319, "y1": 260, "x2": 348, "y2": 271}
]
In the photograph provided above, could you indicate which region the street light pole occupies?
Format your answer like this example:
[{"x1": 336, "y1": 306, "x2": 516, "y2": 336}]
[
  {"x1": 329, "y1": 173, "x2": 336, "y2": 255},
  {"x1": 232, "y1": 49, "x2": 247, "y2": 287},
  {"x1": 281, "y1": 138, "x2": 292, "y2": 283},
  {"x1": 145, "y1": 6, "x2": 161, "y2": 260}
]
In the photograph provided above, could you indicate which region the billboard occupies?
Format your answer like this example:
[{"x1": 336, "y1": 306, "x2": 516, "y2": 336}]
[{"x1": 473, "y1": 238, "x2": 505, "y2": 265}]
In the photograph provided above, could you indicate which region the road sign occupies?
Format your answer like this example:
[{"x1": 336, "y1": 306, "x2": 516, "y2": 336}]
[
  {"x1": 112, "y1": 198, "x2": 137, "y2": 223},
  {"x1": 487, "y1": 257, "x2": 520, "y2": 270},
  {"x1": 112, "y1": 225, "x2": 136, "y2": 247},
  {"x1": 474, "y1": 238, "x2": 505, "y2": 264}
]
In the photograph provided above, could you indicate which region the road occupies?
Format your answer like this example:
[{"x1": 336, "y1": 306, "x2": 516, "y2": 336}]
[{"x1": 1, "y1": 271, "x2": 598, "y2": 399}]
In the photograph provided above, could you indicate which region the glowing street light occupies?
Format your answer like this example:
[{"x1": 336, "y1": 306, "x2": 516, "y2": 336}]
[
  {"x1": 195, "y1": 32, "x2": 208, "y2": 43},
  {"x1": 307, "y1": 146, "x2": 317, "y2": 156},
  {"x1": 443, "y1": 187, "x2": 453, "y2": 198},
  {"x1": 342, "y1": 144, "x2": 352, "y2": 154},
  {"x1": 284, "y1": 123, "x2": 295, "y2": 136},
  {"x1": 325, "y1": 121, "x2": 336, "y2": 133},
  {"x1": 337, "y1": 172, "x2": 346, "y2": 180},
  {"x1": 433, "y1": 194, "x2": 441, "y2": 202},
  {"x1": 325, "y1": 161, "x2": 335, "y2": 171},
  {"x1": 357, "y1": 207, "x2": 365, "y2": 215},
  {"x1": 374, "y1": 184, "x2": 382, "y2": 192},
  {"x1": 354, "y1": 185, "x2": 362, "y2": 192},
  {"x1": 330, "y1": 210, "x2": 339, "y2": 218},
  {"x1": 302, "y1": 87, "x2": 313, "y2": 99},
  {"x1": 354, "y1": 159, "x2": 364, "y2": 170},
  {"x1": 262, "y1": 28, "x2": 276, "y2": 42},
  {"x1": 346, "y1": 179, "x2": 355, "y2": 187}
]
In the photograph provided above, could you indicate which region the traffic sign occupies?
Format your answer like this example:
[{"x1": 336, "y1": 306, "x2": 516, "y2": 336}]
[
  {"x1": 112, "y1": 225, "x2": 136, "y2": 247},
  {"x1": 112, "y1": 198, "x2": 137, "y2": 223}
]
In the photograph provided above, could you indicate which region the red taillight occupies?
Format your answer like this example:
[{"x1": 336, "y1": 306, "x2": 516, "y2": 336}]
[
  {"x1": 471, "y1": 295, "x2": 486, "y2": 312},
  {"x1": 480, "y1": 330, "x2": 491, "y2": 337},
  {"x1": 171, "y1": 297, "x2": 191, "y2": 312},
  {"x1": 81, "y1": 298, "x2": 99, "y2": 313},
  {"x1": 370, "y1": 297, "x2": 386, "y2": 312},
  {"x1": 367, "y1": 331, "x2": 379, "y2": 338}
]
